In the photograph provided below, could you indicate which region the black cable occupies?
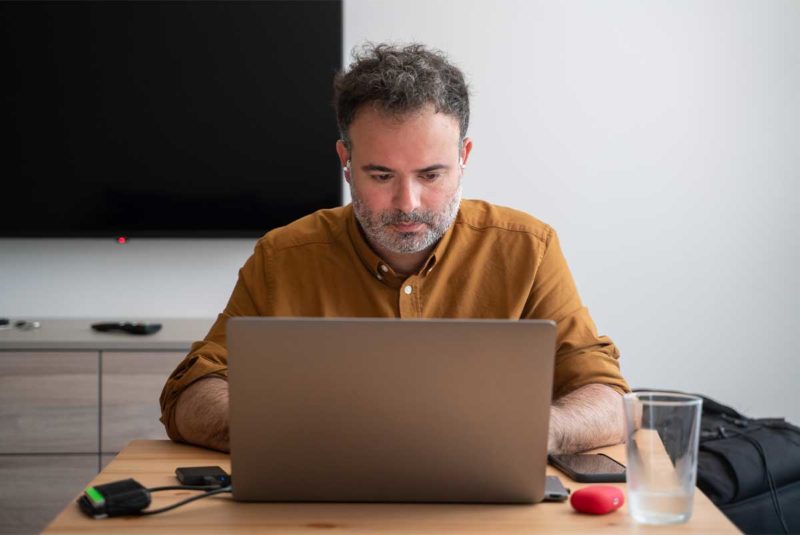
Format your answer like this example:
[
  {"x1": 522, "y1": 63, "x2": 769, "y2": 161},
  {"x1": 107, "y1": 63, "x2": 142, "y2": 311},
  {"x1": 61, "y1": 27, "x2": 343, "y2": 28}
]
[
  {"x1": 139, "y1": 486, "x2": 232, "y2": 515},
  {"x1": 148, "y1": 485, "x2": 224, "y2": 492}
]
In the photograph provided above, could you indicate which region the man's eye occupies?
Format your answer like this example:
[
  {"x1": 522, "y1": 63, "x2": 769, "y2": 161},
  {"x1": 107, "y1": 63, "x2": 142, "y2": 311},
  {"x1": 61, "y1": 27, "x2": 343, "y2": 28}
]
[
  {"x1": 422, "y1": 173, "x2": 441, "y2": 181},
  {"x1": 371, "y1": 174, "x2": 392, "y2": 181}
]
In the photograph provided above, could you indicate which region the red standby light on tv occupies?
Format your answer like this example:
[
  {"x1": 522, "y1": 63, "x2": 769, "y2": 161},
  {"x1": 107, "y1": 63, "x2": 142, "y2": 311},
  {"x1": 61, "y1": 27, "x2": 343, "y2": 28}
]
[{"x1": 117, "y1": 237, "x2": 127, "y2": 244}]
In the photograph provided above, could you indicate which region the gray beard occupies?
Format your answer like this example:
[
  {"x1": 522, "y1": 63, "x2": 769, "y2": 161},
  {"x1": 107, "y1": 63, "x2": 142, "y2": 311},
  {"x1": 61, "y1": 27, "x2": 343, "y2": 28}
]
[{"x1": 351, "y1": 184, "x2": 462, "y2": 255}]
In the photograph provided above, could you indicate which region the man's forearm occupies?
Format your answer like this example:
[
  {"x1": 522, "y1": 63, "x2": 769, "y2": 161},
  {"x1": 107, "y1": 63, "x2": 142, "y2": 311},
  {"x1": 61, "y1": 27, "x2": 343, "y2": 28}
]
[
  {"x1": 548, "y1": 383, "x2": 625, "y2": 454},
  {"x1": 174, "y1": 376, "x2": 230, "y2": 452}
]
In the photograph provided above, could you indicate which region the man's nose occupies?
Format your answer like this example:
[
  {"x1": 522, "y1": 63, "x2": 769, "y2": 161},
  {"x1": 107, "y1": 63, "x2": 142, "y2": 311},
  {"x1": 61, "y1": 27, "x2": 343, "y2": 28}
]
[{"x1": 392, "y1": 177, "x2": 421, "y2": 214}]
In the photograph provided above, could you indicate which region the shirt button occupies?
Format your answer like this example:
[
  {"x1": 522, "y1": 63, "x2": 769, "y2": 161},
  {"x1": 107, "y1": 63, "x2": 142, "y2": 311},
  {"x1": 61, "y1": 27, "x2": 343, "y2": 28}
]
[
  {"x1": 380, "y1": 265, "x2": 389, "y2": 273},
  {"x1": 404, "y1": 285, "x2": 413, "y2": 295}
]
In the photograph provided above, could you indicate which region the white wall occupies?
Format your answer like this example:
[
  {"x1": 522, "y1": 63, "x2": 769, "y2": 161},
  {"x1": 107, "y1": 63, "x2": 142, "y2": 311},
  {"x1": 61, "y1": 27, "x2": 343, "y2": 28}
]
[
  {"x1": 344, "y1": 0, "x2": 800, "y2": 422},
  {"x1": 0, "y1": 238, "x2": 253, "y2": 318},
  {"x1": 1, "y1": 0, "x2": 798, "y2": 421}
]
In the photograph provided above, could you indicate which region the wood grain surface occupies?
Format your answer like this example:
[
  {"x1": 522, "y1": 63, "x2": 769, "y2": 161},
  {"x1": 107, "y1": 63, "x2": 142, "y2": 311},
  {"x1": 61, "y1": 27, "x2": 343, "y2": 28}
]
[
  {"x1": 43, "y1": 440, "x2": 740, "y2": 534},
  {"x1": 0, "y1": 352, "x2": 98, "y2": 454},
  {"x1": 0, "y1": 454, "x2": 97, "y2": 535},
  {"x1": 101, "y1": 352, "x2": 185, "y2": 453}
]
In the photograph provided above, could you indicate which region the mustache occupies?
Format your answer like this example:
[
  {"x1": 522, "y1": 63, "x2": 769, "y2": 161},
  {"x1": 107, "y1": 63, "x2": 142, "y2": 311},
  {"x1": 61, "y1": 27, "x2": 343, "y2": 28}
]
[{"x1": 378, "y1": 210, "x2": 435, "y2": 226}]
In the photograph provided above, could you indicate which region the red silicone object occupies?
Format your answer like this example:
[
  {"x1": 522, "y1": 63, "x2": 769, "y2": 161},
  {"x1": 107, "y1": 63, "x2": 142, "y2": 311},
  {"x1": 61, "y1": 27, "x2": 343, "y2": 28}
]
[{"x1": 570, "y1": 486, "x2": 625, "y2": 515}]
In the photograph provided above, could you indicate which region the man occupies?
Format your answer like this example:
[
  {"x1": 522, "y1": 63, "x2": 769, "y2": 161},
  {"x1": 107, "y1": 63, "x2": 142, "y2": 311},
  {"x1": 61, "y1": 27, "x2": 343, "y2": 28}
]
[{"x1": 160, "y1": 43, "x2": 629, "y2": 454}]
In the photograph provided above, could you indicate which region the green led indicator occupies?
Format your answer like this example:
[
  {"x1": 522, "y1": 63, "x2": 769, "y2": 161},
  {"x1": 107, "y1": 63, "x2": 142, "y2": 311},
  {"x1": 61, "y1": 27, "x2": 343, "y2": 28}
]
[{"x1": 84, "y1": 486, "x2": 105, "y2": 505}]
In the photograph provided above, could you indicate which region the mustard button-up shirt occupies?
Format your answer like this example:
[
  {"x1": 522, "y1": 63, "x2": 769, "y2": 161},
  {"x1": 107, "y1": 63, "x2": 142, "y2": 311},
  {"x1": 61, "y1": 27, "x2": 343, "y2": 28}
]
[{"x1": 160, "y1": 199, "x2": 629, "y2": 441}]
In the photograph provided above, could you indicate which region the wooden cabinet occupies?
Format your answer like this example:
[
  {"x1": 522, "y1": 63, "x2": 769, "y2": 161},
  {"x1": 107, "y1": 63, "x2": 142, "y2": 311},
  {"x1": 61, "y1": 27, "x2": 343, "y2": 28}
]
[
  {"x1": 0, "y1": 318, "x2": 205, "y2": 533},
  {"x1": 101, "y1": 351, "x2": 185, "y2": 453},
  {"x1": 0, "y1": 454, "x2": 97, "y2": 535},
  {"x1": 0, "y1": 353, "x2": 97, "y2": 454},
  {"x1": 0, "y1": 350, "x2": 185, "y2": 533}
]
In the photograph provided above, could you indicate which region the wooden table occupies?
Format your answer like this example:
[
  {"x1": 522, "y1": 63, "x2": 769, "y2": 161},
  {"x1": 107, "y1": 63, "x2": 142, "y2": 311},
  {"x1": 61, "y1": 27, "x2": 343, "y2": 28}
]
[{"x1": 43, "y1": 440, "x2": 739, "y2": 534}]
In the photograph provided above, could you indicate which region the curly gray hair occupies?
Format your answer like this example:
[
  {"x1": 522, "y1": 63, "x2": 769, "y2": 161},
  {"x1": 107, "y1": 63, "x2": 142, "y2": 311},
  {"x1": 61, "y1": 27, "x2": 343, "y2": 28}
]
[{"x1": 333, "y1": 43, "x2": 470, "y2": 151}]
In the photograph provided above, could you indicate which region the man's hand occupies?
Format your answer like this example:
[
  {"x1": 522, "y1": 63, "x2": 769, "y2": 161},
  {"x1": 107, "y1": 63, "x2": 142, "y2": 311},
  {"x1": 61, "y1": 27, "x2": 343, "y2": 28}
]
[
  {"x1": 548, "y1": 383, "x2": 625, "y2": 454},
  {"x1": 174, "y1": 376, "x2": 230, "y2": 452}
]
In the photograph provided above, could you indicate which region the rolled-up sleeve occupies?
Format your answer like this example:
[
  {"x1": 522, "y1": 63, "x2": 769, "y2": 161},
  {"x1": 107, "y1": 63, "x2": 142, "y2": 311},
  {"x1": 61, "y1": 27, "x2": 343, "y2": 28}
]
[
  {"x1": 159, "y1": 241, "x2": 269, "y2": 442},
  {"x1": 525, "y1": 227, "x2": 630, "y2": 399}
]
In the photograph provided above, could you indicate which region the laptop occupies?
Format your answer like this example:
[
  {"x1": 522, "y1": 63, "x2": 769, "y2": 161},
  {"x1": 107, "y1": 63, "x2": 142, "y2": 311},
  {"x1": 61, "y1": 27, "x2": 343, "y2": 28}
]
[{"x1": 227, "y1": 317, "x2": 556, "y2": 503}]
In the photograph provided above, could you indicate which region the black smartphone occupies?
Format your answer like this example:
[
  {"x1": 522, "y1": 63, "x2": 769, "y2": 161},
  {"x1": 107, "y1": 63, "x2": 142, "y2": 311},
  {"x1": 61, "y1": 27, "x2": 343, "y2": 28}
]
[{"x1": 548, "y1": 453, "x2": 626, "y2": 483}]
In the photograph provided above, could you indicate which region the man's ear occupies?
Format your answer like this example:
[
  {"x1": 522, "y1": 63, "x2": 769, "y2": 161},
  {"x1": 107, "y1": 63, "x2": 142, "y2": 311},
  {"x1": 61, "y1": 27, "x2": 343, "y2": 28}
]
[
  {"x1": 336, "y1": 140, "x2": 351, "y2": 182},
  {"x1": 460, "y1": 137, "x2": 474, "y2": 169}
]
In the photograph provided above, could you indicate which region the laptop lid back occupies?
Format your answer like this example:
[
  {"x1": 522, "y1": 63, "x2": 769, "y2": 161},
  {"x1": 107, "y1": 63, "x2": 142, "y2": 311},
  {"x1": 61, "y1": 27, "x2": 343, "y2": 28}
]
[{"x1": 228, "y1": 317, "x2": 556, "y2": 503}]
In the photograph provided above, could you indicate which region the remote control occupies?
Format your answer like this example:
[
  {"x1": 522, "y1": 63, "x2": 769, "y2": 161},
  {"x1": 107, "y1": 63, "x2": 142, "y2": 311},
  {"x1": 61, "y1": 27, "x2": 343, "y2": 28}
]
[{"x1": 91, "y1": 322, "x2": 162, "y2": 335}]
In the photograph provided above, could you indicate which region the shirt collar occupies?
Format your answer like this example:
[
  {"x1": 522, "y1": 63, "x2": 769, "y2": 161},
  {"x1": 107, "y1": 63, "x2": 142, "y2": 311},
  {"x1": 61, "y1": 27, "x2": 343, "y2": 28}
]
[{"x1": 346, "y1": 204, "x2": 459, "y2": 287}]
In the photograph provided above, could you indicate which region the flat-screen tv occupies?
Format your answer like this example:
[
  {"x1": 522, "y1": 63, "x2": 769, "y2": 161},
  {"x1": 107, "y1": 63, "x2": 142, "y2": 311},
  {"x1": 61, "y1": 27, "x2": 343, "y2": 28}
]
[{"x1": 1, "y1": 0, "x2": 342, "y2": 238}]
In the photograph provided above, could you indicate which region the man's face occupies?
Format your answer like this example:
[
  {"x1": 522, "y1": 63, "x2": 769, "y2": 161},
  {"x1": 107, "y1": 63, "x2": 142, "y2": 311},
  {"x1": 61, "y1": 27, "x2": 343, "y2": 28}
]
[{"x1": 338, "y1": 104, "x2": 472, "y2": 257}]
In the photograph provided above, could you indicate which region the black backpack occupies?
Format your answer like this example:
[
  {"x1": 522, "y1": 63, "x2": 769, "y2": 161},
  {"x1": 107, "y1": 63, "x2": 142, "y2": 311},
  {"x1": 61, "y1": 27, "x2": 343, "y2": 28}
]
[{"x1": 693, "y1": 394, "x2": 800, "y2": 534}]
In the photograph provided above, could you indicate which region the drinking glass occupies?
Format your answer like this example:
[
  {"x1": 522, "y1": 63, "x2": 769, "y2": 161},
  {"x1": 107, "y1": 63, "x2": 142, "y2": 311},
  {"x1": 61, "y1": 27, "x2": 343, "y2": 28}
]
[{"x1": 623, "y1": 392, "x2": 703, "y2": 524}]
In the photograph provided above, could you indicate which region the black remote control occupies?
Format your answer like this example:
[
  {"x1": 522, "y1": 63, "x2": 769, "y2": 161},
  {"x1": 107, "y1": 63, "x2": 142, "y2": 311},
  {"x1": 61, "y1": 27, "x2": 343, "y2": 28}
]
[{"x1": 91, "y1": 322, "x2": 162, "y2": 335}]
